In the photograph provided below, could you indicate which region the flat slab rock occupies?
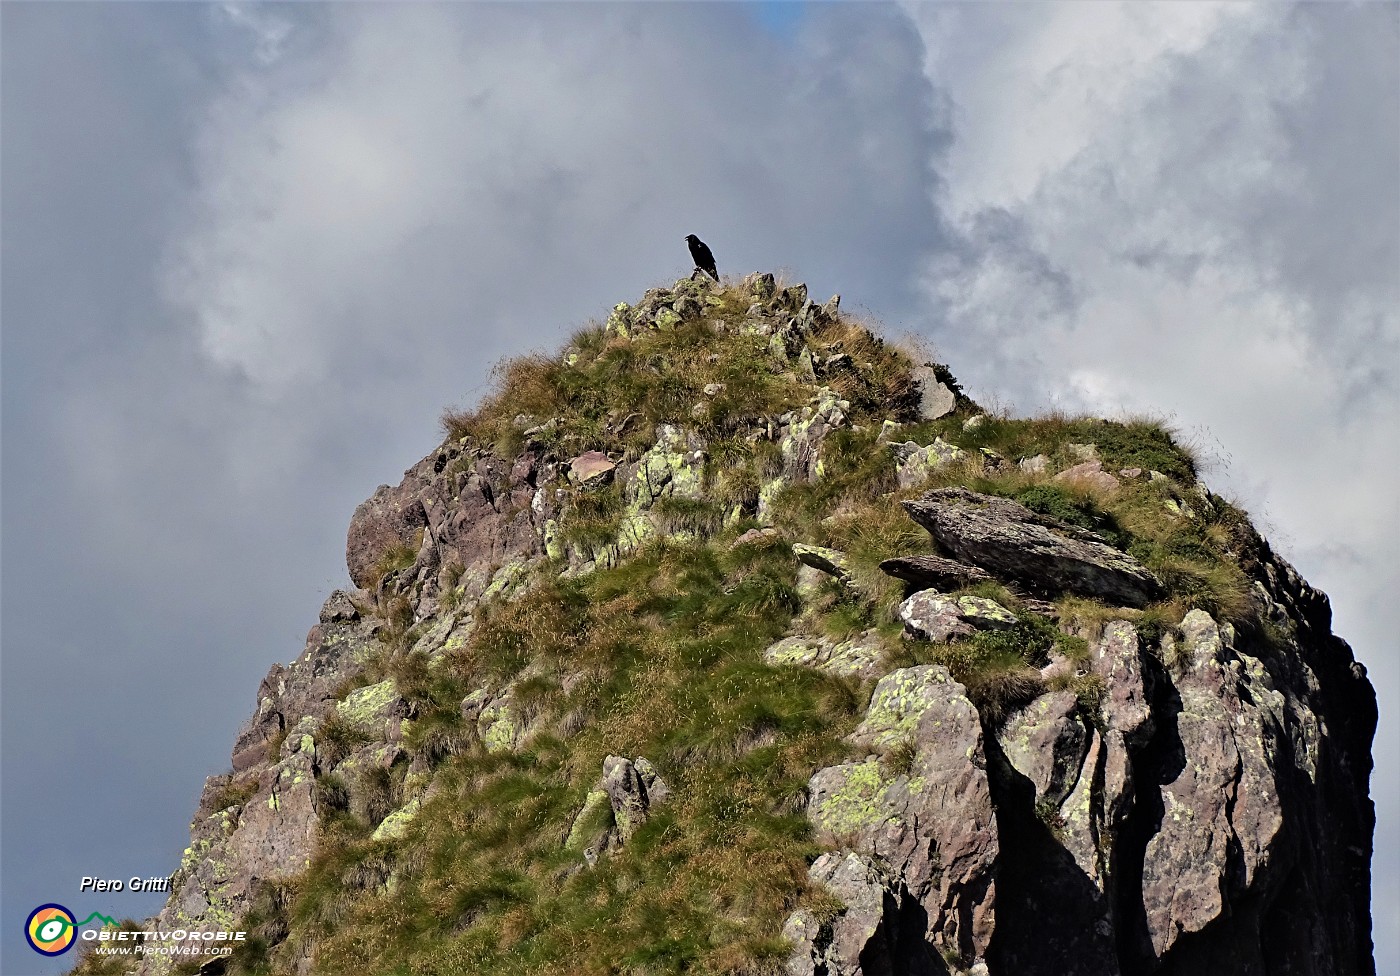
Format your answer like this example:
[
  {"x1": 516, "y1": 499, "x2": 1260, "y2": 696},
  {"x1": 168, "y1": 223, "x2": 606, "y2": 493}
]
[
  {"x1": 879, "y1": 554, "x2": 991, "y2": 591},
  {"x1": 903, "y1": 487, "x2": 1163, "y2": 607}
]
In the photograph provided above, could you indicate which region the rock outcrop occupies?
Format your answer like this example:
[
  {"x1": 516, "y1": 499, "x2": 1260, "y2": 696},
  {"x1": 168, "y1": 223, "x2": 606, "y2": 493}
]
[
  {"x1": 113, "y1": 274, "x2": 1374, "y2": 976},
  {"x1": 903, "y1": 487, "x2": 1164, "y2": 607}
]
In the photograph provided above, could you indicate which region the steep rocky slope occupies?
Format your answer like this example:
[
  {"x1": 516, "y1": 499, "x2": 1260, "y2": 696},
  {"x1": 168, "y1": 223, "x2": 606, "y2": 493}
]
[{"x1": 74, "y1": 273, "x2": 1375, "y2": 976}]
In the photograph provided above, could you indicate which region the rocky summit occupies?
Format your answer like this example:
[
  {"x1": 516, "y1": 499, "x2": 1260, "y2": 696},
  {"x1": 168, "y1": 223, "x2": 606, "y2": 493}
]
[{"x1": 74, "y1": 273, "x2": 1376, "y2": 976}]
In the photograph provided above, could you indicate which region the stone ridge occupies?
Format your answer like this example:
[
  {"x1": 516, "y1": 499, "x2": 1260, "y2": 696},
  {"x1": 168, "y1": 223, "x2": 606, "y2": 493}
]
[{"x1": 106, "y1": 273, "x2": 1376, "y2": 976}]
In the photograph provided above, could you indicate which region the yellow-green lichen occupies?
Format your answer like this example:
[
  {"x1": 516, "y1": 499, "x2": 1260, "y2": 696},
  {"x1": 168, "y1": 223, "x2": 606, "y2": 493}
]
[
  {"x1": 372, "y1": 797, "x2": 422, "y2": 842},
  {"x1": 811, "y1": 761, "x2": 901, "y2": 835},
  {"x1": 340, "y1": 679, "x2": 399, "y2": 735}
]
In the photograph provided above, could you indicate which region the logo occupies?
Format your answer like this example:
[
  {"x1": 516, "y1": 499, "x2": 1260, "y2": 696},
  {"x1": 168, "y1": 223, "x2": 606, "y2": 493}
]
[{"x1": 25, "y1": 904, "x2": 78, "y2": 956}]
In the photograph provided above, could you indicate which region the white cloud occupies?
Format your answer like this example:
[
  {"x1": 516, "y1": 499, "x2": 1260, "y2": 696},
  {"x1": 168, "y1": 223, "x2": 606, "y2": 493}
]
[
  {"x1": 909, "y1": 1, "x2": 1399, "y2": 966},
  {"x1": 162, "y1": 4, "x2": 947, "y2": 400}
]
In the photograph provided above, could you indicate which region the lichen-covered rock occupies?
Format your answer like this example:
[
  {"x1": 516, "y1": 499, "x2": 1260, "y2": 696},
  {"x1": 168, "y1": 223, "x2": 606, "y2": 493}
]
[
  {"x1": 898, "y1": 589, "x2": 1017, "y2": 643},
  {"x1": 891, "y1": 436, "x2": 964, "y2": 489},
  {"x1": 565, "y1": 788, "x2": 617, "y2": 866},
  {"x1": 230, "y1": 613, "x2": 379, "y2": 773},
  {"x1": 565, "y1": 756, "x2": 671, "y2": 866},
  {"x1": 780, "y1": 387, "x2": 850, "y2": 483},
  {"x1": 1093, "y1": 620, "x2": 1152, "y2": 744},
  {"x1": 763, "y1": 630, "x2": 886, "y2": 681},
  {"x1": 903, "y1": 487, "x2": 1163, "y2": 607},
  {"x1": 808, "y1": 666, "x2": 998, "y2": 965},
  {"x1": 792, "y1": 542, "x2": 856, "y2": 587},
  {"x1": 338, "y1": 680, "x2": 408, "y2": 739},
  {"x1": 461, "y1": 683, "x2": 529, "y2": 753},
  {"x1": 997, "y1": 690, "x2": 1091, "y2": 811},
  {"x1": 1139, "y1": 610, "x2": 1287, "y2": 959}
]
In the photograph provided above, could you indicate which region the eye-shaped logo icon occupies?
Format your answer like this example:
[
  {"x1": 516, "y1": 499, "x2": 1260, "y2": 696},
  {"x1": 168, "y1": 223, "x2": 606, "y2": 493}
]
[{"x1": 26, "y1": 904, "x2": 77, "y2": 956}]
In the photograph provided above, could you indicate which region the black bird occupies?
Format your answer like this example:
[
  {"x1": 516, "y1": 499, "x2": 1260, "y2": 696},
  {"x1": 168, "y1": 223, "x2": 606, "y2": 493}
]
[{"x1": 685, "y1": 234, "x2": 719, "y2": 282}]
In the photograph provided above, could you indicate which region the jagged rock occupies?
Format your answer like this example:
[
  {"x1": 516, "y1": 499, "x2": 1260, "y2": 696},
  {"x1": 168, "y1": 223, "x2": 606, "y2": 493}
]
[
  {"x1": 878, "y1": 554, "x2": 991, "y2": 591},
  {"x1": 1093, "y1": 620, "x2": 1152, "y2": 745},
  {"x1": 911, "y1": 365, "x2": 957, "y2": 420},
  {"x1": 808, "y1": 666, "x2": 998, "y2": 964},
  {"x1": 997, "y1": 690, "x2": 1091, "y2": 811},
  {"x1": 602, "y1": 756, "x2": 650, "y2": 840},
  {"x1": 1139, "y1": 610, "x2": 1287, "y2": 960},
  {"x1": 890, "y1": 436, "x2": 965, "y2": 488},
  {"x1": 565, "y1": 756, "x2": 671, "y2": 865},
  {"x1": 230, "y1": 613, "x2": 378, "y2": 773},
  {"x1": 763, "y1": 630, "x2": 885, "y2": 681},
  {"x1": 145, "y1": 276, "x2": 1376, "y2": 976},
  {"x1": 903, "y1": 488, "x2": 1163, "y2": 607},
  {"x1": 778, "y1": 387, "x2": 850, "y2": 483},
  {"x1": 421, "y1": 447, "x2": 545, "y2": 602},
  {"x1": 346, "y1": 482, "x2": 429, "y2": 589},
  {"x1": 783, "y1": 852, "x2": 934, "y2": 976},
  {"x1": 318, "y1": 589, "x2": 362, "y2": 624},
  {"x1": 744, "y1": 271, "x2": 777, "y2": 300},
  {"x1": 605, "y1": 302, "x2": 633, "y2": 336},
  {"x1": 898, "y1": 589, "x2": 1016, "y2": 643}
]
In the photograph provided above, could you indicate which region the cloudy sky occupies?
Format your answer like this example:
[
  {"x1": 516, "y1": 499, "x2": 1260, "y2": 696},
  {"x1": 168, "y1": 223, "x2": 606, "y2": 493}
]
[{"x1": 2, "y1": 3, "x2": 1395, "y2": 974}]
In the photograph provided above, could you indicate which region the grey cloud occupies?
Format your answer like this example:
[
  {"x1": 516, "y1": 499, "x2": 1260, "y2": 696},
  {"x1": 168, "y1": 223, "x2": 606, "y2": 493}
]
[
  {"x1": 3, "y1": 5, "x2": 947, "y2": 974},
  {"x1": 908, "y1": 3, "x2": 1398, "y2": 969}
]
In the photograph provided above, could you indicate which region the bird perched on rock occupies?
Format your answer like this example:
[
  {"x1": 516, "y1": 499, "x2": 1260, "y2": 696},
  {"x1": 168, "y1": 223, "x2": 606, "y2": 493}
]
[{"x1": 685, "y1": 234, "x2": 718, "y2": 282}]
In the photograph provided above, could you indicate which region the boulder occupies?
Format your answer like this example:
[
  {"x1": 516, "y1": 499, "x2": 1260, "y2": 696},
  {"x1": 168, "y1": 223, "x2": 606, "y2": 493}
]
[
  {"x1": 898, "y1": 590, "x2": 1017, "y2": 643},
  {"x1": 1053, "y1": 459, "x2": 1120, "y2": 493},
  {"x1": 891, "y1": 437, "x2": 964, "y2": 489},
  {"x1": 763, "y1": 631, "x2": 885, "y2": 681},
  {"x1": 902, "y1": 488, "x2": 1163, "y2": 607},
  {"x1": 911, "y1": 365, "x2": 957, "y2": 420}
]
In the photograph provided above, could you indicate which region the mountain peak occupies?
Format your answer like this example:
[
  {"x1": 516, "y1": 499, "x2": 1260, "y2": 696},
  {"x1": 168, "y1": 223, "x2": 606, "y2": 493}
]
[{"x1": 80, "y1": 273, "x2": 1375, "y2": 976}]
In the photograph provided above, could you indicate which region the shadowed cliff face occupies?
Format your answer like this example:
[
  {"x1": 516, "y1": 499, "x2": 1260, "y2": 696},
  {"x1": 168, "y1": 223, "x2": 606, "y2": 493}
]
[{"x1": 82, "y1": 274, "x2": 1374, "y2": 976}]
